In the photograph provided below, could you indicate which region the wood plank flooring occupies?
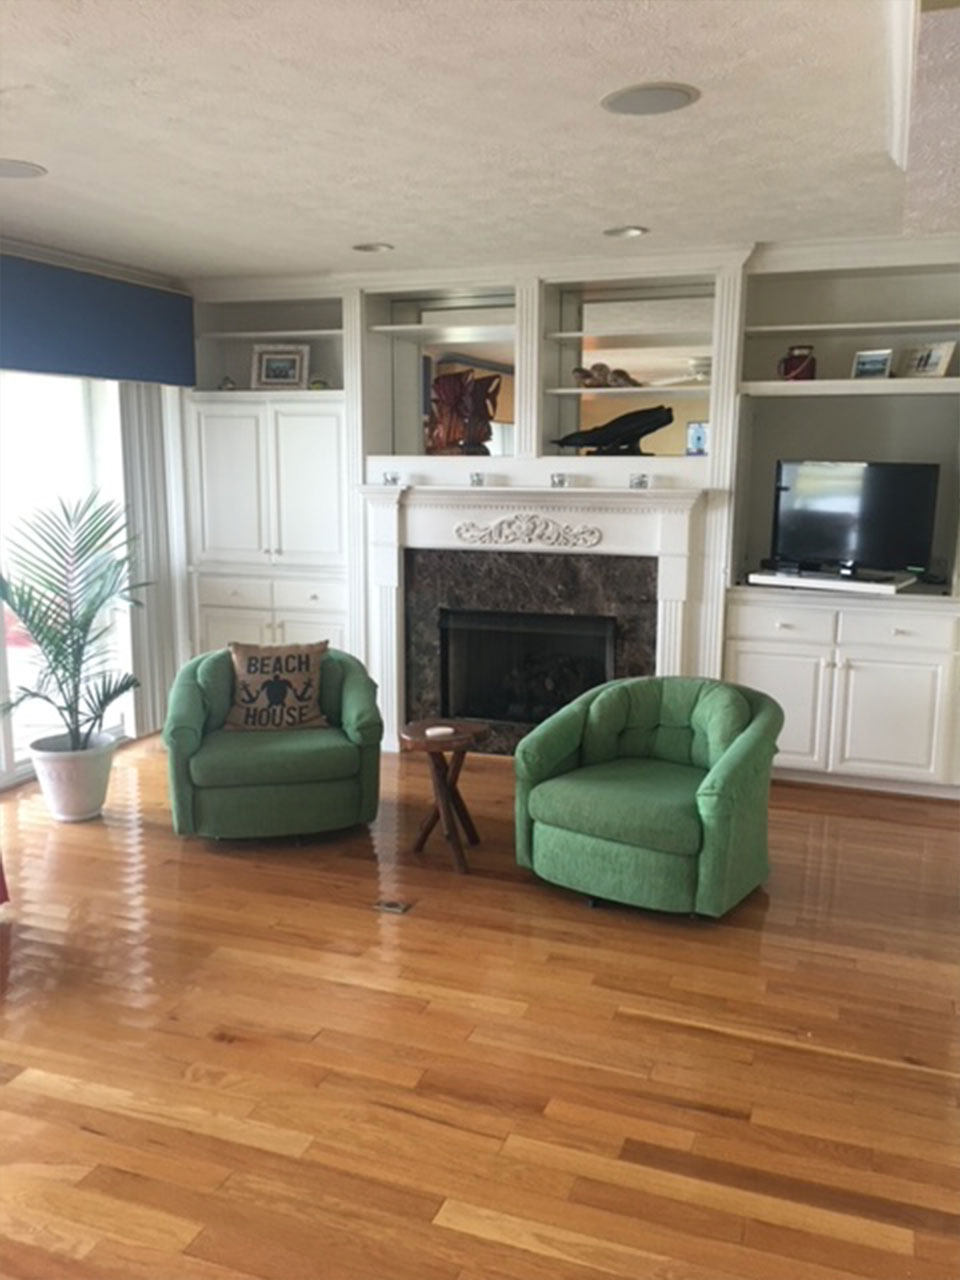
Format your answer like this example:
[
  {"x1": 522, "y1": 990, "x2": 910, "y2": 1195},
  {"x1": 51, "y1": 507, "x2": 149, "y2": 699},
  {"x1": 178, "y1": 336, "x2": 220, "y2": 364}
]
[{"x1": 0, "y1": 737, "x2": 957, "y2": 1279}]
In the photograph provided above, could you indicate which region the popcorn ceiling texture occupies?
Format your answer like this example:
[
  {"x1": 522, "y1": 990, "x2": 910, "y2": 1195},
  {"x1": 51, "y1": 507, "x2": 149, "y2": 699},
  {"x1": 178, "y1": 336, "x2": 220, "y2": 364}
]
[
  {"x1": 905, "y1": 8, "x2": 960, "y2": 233},
  {"x1": 0, "y1": 0, "x2": 934, "y2": 280}
]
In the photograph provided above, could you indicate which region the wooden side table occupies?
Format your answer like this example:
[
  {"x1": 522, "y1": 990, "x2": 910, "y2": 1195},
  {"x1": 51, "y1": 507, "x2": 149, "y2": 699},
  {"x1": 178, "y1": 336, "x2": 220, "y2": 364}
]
[{"x1": 399, "y1": 719, "x2": 488, "y2": 873}]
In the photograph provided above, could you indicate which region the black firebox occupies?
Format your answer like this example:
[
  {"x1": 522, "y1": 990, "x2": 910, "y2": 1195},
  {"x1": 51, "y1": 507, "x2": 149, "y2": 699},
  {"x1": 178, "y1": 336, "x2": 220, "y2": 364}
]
[{"x1": 439, "y1": 608, "x2": 615, "y2": 727}]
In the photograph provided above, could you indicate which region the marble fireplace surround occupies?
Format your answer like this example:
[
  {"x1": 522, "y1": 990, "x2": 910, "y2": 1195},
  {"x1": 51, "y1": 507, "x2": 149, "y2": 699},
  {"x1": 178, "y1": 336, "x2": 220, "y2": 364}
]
[
  {"x1": 361, "y1": 486, "x2": 705, "y2": 750},
  {"x1": 407, "y1": 550, "x2": 657, "y2": 754}
]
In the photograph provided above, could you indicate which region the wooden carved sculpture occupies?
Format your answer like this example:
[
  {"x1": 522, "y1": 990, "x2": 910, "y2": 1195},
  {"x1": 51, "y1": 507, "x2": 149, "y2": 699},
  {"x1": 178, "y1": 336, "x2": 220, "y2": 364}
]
[{"x1": 425, "y1": 369, "x2": 501, "y2": 455}]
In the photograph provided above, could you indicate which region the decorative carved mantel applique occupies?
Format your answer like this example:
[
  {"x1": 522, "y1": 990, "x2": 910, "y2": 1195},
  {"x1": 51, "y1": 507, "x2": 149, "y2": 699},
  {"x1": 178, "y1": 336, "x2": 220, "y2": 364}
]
[{"x1": 454, "y1": 512, "x2": 603, "y2": 549}]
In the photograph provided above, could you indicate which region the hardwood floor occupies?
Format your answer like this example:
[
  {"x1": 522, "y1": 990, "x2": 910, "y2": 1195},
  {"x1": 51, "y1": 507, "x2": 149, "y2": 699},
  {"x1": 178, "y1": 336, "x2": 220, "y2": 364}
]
[{"x1": 0, "y1": 737, "x2": 957, "y2": 1279}]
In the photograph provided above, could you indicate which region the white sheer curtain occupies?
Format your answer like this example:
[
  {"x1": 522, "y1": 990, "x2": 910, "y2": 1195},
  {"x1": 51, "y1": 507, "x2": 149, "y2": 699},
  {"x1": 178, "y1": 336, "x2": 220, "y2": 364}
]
[{"x1": 0, "y1": 372, "x2": 132, "y2": 784}]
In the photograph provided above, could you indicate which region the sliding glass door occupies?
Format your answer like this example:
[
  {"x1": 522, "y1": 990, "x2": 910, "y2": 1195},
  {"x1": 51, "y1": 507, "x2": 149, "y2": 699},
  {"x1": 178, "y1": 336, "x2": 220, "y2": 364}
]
[{"x1": 0, "y1": 371, "x2": 134, "y2": 786}]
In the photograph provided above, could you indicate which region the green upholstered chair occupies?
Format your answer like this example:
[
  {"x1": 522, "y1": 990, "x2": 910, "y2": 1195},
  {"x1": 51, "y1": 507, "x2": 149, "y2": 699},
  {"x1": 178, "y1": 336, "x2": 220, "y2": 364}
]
[
  {"x1": 515, "y1": 676, "x2": 783, "y2": 918},
  {"x1": 163, "y1": 648, "x2": 382, "y2": 839}
]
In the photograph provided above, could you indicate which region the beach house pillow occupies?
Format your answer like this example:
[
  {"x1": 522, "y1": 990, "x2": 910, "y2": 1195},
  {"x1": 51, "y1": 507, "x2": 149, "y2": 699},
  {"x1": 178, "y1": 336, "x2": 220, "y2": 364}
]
[{"x1": 226, "y1": 640, "x2": 329, "y2": 730}]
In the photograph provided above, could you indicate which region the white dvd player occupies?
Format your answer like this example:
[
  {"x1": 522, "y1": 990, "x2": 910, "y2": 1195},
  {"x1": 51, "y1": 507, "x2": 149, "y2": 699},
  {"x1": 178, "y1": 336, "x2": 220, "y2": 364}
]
[{"x1": 747, "y1": 570, "x2": 917, "y2": 595}]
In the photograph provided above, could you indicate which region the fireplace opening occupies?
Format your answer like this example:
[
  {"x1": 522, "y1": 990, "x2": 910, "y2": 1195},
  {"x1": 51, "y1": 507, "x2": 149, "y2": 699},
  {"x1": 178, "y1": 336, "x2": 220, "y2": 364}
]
[{"x1": 440, "y1": 608, "x2": 615, "y2": 726}]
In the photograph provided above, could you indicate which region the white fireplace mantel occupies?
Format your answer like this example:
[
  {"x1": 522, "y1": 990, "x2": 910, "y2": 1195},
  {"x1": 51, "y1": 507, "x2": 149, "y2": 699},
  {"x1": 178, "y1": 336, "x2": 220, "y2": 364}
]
[{"x1": 360, "y1": 485, "x2": 706, "y2": 748}]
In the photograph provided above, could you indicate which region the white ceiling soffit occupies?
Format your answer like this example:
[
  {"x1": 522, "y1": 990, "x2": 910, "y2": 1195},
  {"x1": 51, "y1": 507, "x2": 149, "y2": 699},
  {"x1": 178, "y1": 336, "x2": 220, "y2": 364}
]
[
  {"x1": 0, "y1": 0, "x2": 944, "y2": 283},
  {"x1": 885, "y1": 0, "x2": 919, "y2": 170},
  {"x1": 905, "y1": 5, "x2": 960, "y2": 231}
]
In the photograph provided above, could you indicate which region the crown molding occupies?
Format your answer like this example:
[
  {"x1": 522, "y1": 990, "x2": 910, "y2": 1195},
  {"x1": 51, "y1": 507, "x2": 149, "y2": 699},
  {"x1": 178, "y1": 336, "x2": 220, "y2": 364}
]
[
  {"x1": 746, "y1": 233, "x2": 960, "y2": 274},
  {"x1": 0, "y1": 237, "x2": 190, "y2": 294},
  {"x1": 186, "y1": 245, "x2": 757, "y2": 303},
  {"x1": 185, "y1": 231, "x2": 960, "y2": 302}
]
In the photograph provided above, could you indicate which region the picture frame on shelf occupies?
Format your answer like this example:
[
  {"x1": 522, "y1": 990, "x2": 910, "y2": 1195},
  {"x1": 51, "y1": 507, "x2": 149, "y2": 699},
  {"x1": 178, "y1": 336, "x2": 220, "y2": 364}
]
[
  {"x1": 251, "y1": 343, "x2": 309, "y2": 389},
  {"x1": 685, "y1": 421, "x2": 709, "y2": 456},
  {"x1": 896, "y1": 341, "x2": 956, "y2": 379},
  {"x1": 850, "y1": 348, "x2": 893, "y2": 379}
]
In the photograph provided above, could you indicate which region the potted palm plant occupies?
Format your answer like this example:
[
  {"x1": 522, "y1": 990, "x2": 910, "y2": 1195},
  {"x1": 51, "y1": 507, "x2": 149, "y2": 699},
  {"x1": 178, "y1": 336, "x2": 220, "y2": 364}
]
[{"x1": 0, "y1": 493, "x2": 146, "y2": 821}]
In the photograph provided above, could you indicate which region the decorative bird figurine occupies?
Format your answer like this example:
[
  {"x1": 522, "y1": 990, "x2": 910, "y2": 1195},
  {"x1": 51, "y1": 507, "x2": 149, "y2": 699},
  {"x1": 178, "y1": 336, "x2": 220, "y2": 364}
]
[
  {"x1": 553, "y1": 405, "x2": 673, "y2": 454},
  {"x1": 572, "y1": 363, "x2": 643, "y2": 389}
]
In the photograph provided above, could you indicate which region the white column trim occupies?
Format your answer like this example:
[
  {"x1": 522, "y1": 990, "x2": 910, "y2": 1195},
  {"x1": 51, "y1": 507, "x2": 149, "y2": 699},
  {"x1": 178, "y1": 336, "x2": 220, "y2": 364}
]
[
  {"x1": 362, "y1": 487, "x2": 405, "y2": 747},
  {"x1": 657, "y1": 601, "x2": 687, "y2": 677},
  {"x1": 341, "y1": 287, "x2": 367, "y2": 662},
  {"x1": 162, "y1": 387, "x2": 192, "y2": 667},
  {"x1": 514, "y1": 277, "x2": 542, "y2": 459},
  {"x1": 697, "y1": 259, "x2": 747, "y2": 679}
]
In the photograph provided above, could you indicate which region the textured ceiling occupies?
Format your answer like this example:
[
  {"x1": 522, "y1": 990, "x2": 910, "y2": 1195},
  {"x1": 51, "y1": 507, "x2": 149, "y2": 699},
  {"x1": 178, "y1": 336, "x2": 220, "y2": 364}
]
[{"x1": 0, "y1": 0, "x2": 949, "y2": 283}]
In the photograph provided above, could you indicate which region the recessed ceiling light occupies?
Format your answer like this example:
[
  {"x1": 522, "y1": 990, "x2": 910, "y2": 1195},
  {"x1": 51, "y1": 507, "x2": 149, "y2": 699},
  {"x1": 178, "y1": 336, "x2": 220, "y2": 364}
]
[
  {"x1": 601, "y1": 83, "x2": 700, "y2": 116},
  {"x1": 0, "y1": 158, "x2": 48, "y2": 179},
  {"x1": 352, "y1": 242, "x2": 394, "y2": 253},
  {"x1": 603, "y1": 225, "x2": 650, "y2": 239}
]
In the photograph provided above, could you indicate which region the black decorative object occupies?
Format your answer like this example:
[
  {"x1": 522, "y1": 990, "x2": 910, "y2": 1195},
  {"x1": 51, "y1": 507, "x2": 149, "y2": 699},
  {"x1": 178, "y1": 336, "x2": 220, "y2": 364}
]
[{"x1": 553, "y1": 405, "x2": 673, "y2": 455}]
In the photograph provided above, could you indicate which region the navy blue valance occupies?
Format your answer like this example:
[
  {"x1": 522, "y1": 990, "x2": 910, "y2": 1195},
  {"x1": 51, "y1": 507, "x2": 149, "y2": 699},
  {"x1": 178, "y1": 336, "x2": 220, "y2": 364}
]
[{"x1": 0, "y1": 255, "x2": 195, "y2": 386}]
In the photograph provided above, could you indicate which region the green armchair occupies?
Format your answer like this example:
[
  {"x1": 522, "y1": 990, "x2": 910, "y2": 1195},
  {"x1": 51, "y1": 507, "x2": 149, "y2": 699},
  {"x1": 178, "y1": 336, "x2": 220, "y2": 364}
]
[
  {"x1": 163, "y1": 648, "x2": 383, "y2": 839},
  {"x1": 515, "y1": 676, "x2": 783, "y2": 918}
]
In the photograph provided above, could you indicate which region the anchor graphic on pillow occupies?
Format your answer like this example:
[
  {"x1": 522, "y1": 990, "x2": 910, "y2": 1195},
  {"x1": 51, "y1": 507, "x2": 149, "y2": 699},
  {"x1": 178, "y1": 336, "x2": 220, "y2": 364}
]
[{"x1": 239, "y1": 676, "x2": 314, "y2": 707}]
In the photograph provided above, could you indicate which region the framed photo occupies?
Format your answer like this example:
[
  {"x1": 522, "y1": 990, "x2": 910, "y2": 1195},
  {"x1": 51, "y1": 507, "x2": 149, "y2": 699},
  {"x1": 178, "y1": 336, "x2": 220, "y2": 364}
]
[
  {"x1": 851, "y1": 349, "x2": 893, "y2": 379},
  {"x1": 251, "y1": 344, "x2": 309, "y2": 389},
  {"x1": 685, "y1": 421, "x2": 709, "y2": 456},
  {"x1": 896, "y1": 341, "x2": 956, "y2": 379}
]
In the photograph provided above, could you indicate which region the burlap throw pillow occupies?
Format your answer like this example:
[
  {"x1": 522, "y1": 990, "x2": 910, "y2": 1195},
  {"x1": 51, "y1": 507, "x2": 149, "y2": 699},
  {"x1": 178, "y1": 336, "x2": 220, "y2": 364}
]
[{"x1": 226, "y1": 641, "x2": 329, "y2": 730}]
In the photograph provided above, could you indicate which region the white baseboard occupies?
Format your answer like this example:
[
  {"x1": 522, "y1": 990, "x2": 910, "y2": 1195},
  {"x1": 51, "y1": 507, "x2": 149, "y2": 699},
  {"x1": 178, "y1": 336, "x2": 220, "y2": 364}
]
[{"x1": 773, "y1": 767, "x2": 960, "y2": 801}]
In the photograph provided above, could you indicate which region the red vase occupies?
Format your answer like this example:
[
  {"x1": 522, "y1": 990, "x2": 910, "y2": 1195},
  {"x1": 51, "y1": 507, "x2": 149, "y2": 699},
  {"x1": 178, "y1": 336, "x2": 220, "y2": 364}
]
[{"x1": 777, "y1": 345, "x2": 816, "y2": 380}]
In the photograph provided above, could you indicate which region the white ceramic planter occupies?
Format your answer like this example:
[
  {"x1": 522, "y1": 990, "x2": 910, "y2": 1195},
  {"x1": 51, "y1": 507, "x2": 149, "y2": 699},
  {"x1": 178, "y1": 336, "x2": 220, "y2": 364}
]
[{"x1": 29, "y1": 732, "x2": 116, "y2": 822}]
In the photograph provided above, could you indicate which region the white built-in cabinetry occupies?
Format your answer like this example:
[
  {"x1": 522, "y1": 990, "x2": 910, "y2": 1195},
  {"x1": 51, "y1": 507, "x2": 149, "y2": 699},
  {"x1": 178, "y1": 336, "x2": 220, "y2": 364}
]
[
  {"x1": 184, "y1": 391, "x2": 348, "y2": 656},
  {"x1": 183, "y1": 238, "x2": 960, "y2": 789},
  {"x1": 725, "y1": 592, "x2": 958, "y2": 784},
  {"x1": 362, "y1": 287, "x2": 517, "y2": 457},
  {"x1": 727, "y1": 249, "x2": 960, "y2": 789},
  {"x1": 193, "y1": 298, "x2": 343, "y2": 392},
  {"x1": 734, "y1": 257, "x2": 960, "y2": 589}
]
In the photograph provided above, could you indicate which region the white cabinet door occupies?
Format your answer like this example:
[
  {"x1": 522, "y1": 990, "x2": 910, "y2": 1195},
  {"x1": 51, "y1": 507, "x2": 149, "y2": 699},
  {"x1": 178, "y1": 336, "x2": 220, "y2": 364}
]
[
  {"x1": 830, "y1": 649, "x2": 952, "y2": 782},
  {"x1": 199, "y1": 606, "x2": 274, "y2": 653},
  {"x1": 190, "y1": 402, "x2": 271, "y2": 566},
  {"x1": 270, "y1": 404, "x2": 345, "y2": 566},
  {"x1": 275, "y1": 614, "x2": 346, "y2": 649},
  {"x1": 725, "y1": 641, "x2": 833, "y2": 771}
]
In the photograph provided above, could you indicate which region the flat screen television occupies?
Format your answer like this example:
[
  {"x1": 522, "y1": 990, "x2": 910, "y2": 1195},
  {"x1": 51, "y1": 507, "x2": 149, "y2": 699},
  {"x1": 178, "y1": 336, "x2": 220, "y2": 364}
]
[{"x1": 770, "y1": 460, "x2": 939, "y2": 575}]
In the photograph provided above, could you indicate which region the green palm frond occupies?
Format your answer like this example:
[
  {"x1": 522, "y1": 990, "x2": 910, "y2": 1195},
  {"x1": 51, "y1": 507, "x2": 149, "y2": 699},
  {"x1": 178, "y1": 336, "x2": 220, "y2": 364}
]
[
  {"x1": 0, "y1": 493, "x2": 148, "y2": 751},
  {"x1": 79, "y1": 672, "x2": 141, "y2": 747}
]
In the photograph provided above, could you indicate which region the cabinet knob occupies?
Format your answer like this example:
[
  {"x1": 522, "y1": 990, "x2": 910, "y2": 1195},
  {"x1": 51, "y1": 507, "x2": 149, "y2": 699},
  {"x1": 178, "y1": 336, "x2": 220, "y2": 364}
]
[
  {"x1": 309, "y1": 593, "x2": 319, "y2": 601},
  {"x1": 891, "y1": 627, "x2": 908, "y2": 636},
  {"x1": 274, "y1": 548, "x2": 282, "y2": 556},
  {"x1": 229, "y1": 590, "x2": 239, "y2": 598},
  {"x1": 775, "y1": 621, "x2": 793, "y2": 630}
]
